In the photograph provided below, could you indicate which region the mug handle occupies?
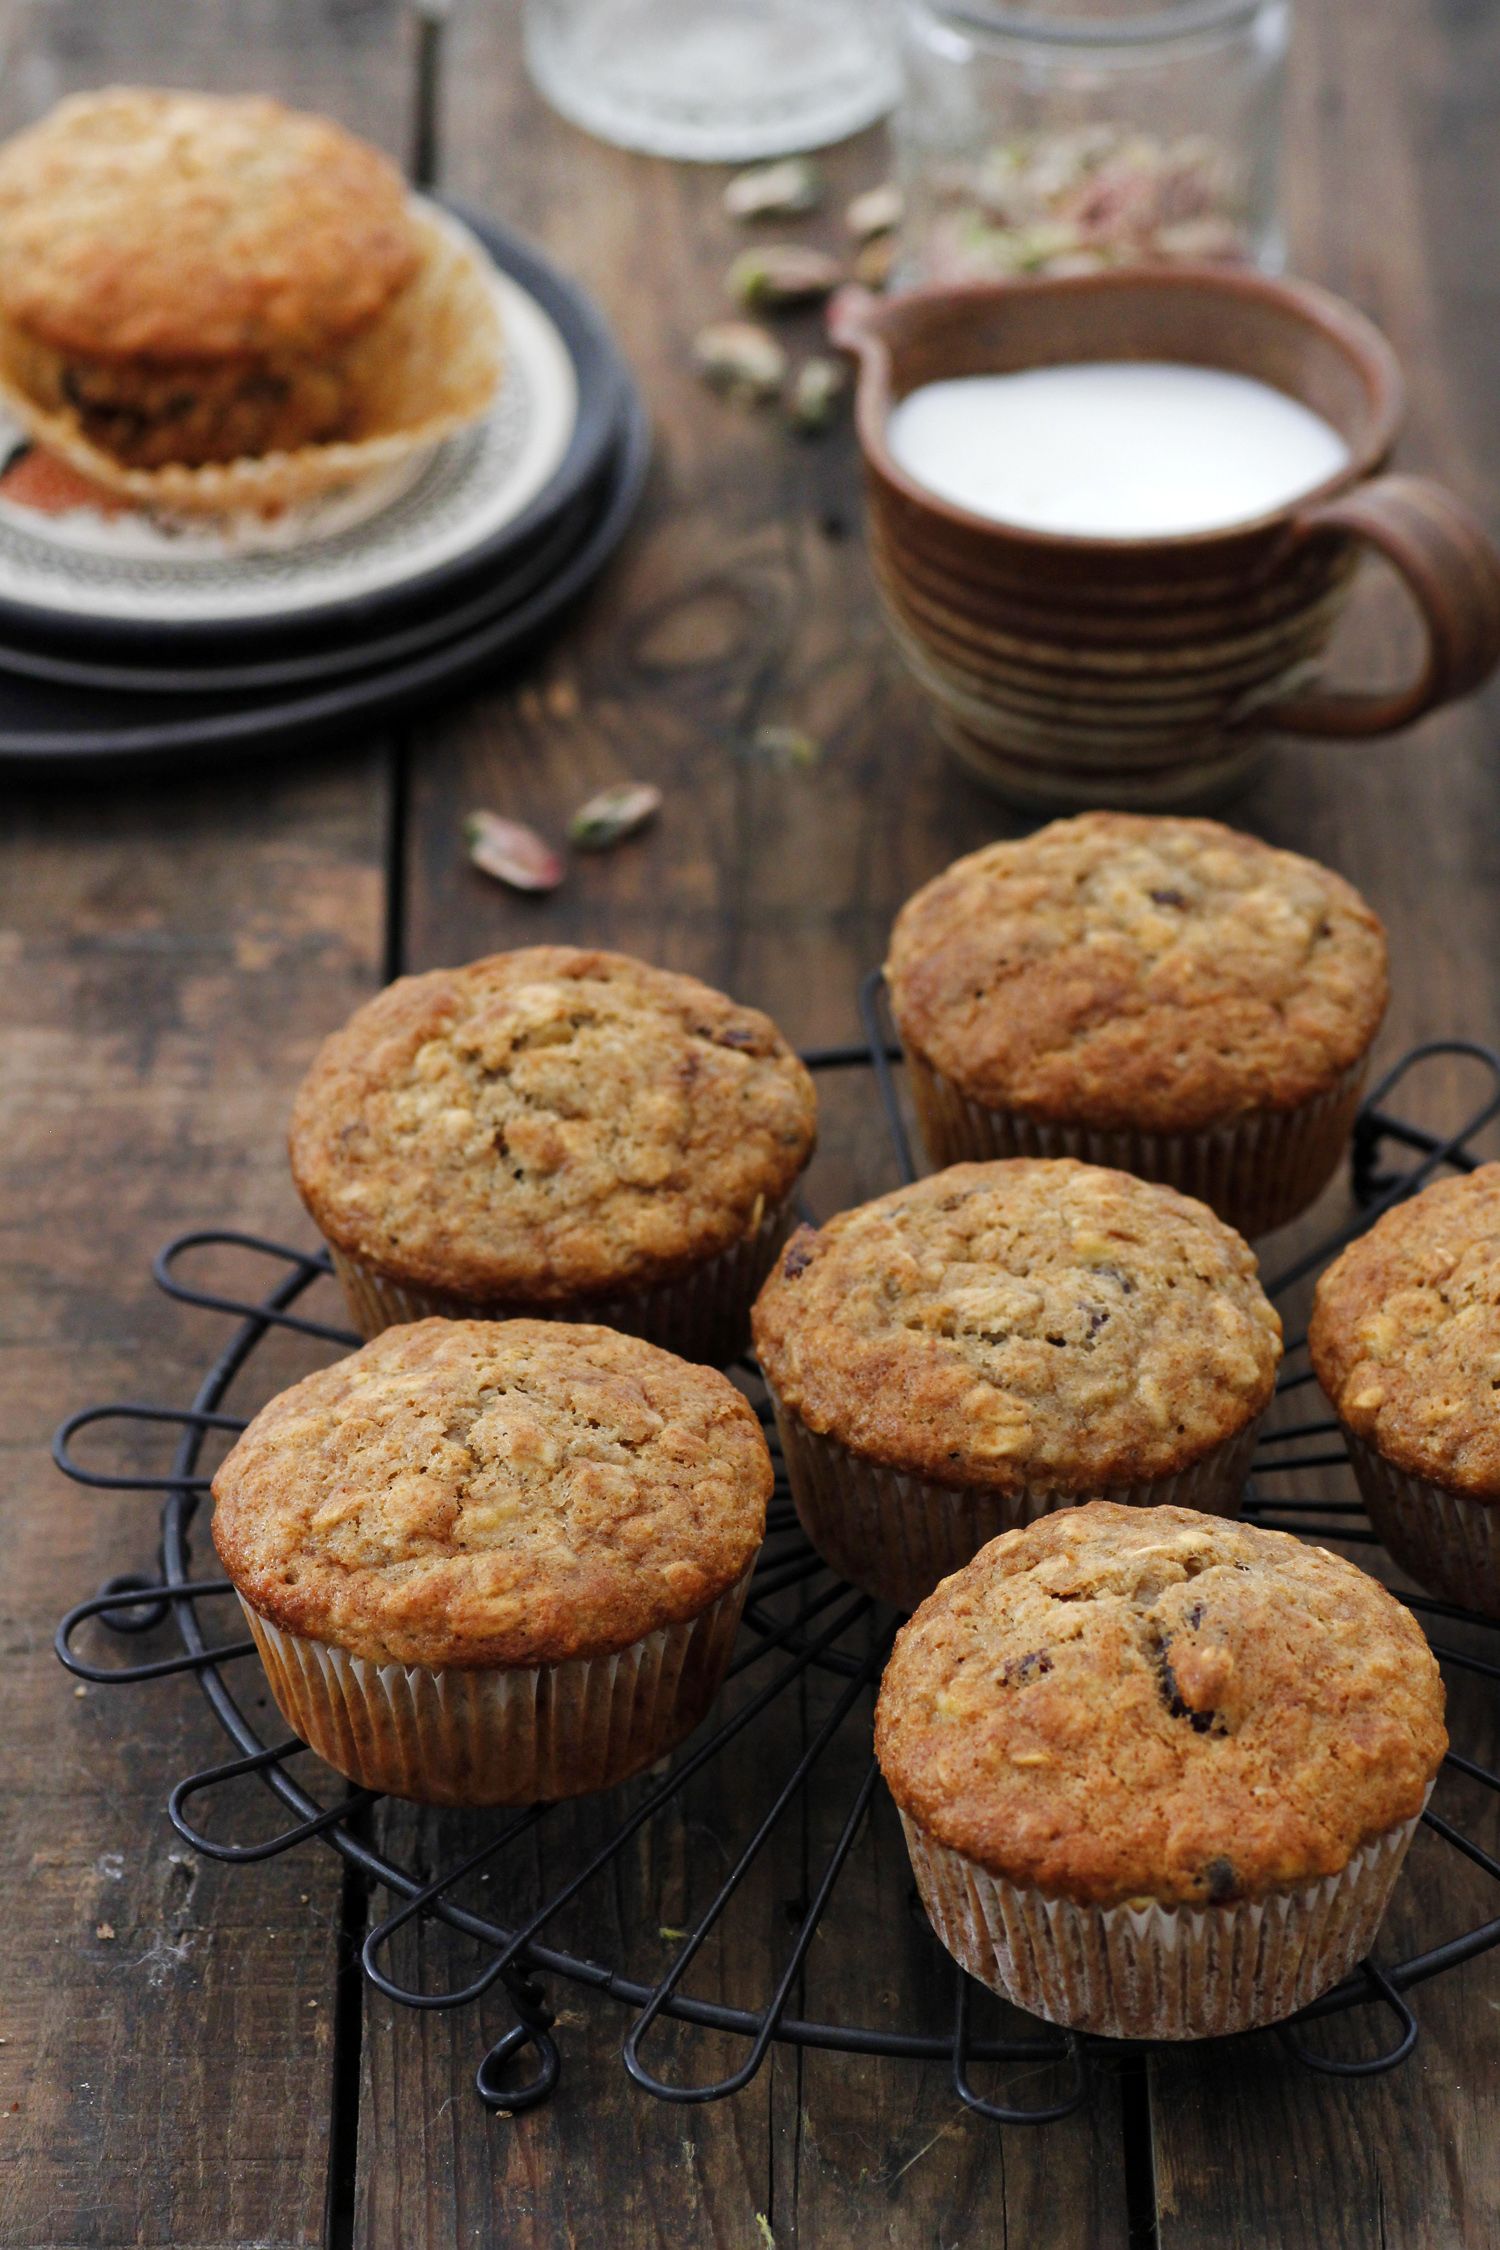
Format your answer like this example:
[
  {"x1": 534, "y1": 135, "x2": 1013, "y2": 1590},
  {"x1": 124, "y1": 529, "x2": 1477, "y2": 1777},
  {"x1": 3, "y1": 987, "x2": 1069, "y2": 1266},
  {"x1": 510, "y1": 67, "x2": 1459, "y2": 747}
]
[{"x1": 1268, "y1": 473, "x2": 1500, "y2": 737}]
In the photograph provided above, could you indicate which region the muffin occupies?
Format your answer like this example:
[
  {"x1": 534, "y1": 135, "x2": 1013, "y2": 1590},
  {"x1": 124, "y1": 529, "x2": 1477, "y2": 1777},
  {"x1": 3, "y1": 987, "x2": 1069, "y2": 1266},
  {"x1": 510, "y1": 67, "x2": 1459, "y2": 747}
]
[
  {"x1": 0, "y1": 89, "x2": 501, "y2": 510},
  {"x1": 886, "y1": 812, "x2": 1388, "y2": 1239},
  {"x1": 1311, "y1": 1165, "x2": 1500, "y2": 1616},
  {"x1": 291, "y1": 947, "x2": 818, "y2": 1366},
  {"x1": 211, "y1": 1318, "x2": 772, "y2": 1805},
  {"x1": 876, "y1": 1504, "x2": 1445, "y2": 2039},
  {"x1": 752, "y1": 1158, "x2": 1280, "y2": 1608}
]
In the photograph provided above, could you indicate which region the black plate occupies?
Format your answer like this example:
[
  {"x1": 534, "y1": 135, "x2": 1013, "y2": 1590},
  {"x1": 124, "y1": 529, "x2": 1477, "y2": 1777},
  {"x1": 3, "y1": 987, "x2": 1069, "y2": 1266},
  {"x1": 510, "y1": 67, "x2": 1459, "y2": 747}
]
[
  {"x1": 0, "y1": 471, "x2": 604, "y2": 696},
  {"x1": 0, "y1": 205, "x2": 631, "y2": 658},
  {"x1": 0, "y1": 393, "x2": 650, "y2": 771}
]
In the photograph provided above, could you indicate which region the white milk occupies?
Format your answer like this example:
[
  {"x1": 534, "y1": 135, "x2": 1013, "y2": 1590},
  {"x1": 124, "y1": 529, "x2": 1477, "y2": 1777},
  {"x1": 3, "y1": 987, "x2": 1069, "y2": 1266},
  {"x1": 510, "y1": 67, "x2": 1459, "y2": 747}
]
[{"x1": 886, "y1": 361, "x2": 1351, "y2": 538}]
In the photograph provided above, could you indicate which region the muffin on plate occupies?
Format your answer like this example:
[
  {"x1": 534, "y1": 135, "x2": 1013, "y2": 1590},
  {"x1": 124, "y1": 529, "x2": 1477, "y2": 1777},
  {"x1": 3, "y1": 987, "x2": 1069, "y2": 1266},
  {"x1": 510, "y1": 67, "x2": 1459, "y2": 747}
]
[
  {"x1": 885, "y1": 812, "x2": 1389, "y2": 1239},
  {"x1": 212, "y1": 1318, "x2": 772, "y2": 1805},
  {"x1": 0, "y1": 88, "x2": 501, "y2": 511},
  {"x1": 752, "y1": 1158, "x2": 1280, "y2": 1608},
  {"x1": 876, "y1": 1504, "x2": 1445, "y2": 2039},
  {"x1": 291, "y1": 947, "x2": 818, "y2": 1366},
  {"x1": 1311, "y1": 1164, "x2": 1500, "y2": 1617}
]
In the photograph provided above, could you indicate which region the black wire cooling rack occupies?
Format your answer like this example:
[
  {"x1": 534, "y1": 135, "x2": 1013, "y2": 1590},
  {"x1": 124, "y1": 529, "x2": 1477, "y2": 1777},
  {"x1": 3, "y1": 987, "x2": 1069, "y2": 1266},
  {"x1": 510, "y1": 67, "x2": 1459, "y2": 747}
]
[{"x1": 54, "y1": 976, "x2": 1500, "y2": 2124}]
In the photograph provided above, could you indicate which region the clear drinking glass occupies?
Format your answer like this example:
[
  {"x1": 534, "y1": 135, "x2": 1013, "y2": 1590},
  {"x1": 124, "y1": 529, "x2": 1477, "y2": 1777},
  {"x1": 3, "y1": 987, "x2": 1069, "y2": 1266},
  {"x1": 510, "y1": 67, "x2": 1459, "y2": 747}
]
[
  {"x1": 892, "y1": 0, "x2": 1289, "y2": 286},
  {"x1": 524, "y1": 0, "x2": 901, "y2": 162}
]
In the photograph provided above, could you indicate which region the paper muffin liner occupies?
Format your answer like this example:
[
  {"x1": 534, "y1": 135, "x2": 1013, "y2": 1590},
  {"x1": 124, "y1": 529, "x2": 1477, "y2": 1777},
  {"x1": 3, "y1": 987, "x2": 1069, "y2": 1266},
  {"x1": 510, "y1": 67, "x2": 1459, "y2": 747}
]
[
  {"x1": 1341, "y1": 1429, "x2": 1500, "y2": 1619},
  {"x1": 326, "y1": 1196, "x2": 796, "y2": 1368},
  {"x1": 0, "y1": 204, "x2": 502, "y2": 516},
  {"x1": 900, "y1": 1803, "x2": 1425, "y2": 2040},
  {"x1": 766, "y1": 1387, "x2": 1260, "y2": 1611},
  {"x1": 238, "y1": 1567, "x2": 751, "y2": 1807},
  {"x1": 904, "y1": 1052, "x2": 1370, "y2": 1241}
]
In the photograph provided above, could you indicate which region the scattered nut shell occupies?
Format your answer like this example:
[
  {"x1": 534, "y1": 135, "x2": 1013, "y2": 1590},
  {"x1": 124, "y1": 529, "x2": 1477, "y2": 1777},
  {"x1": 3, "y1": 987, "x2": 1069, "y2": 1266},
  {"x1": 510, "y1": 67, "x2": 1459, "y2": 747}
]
[
  {"x1": 750, "y1": 724, "x2": 823, "y2": 771},
  {"x1": 568, "y1": 781, "x2": 663, "y2": 852},
  {"x1": 845, "y1": 182, "x2": 903, "y2": 240},
  {"x1": 785, "y1": 356, "x2": 847, "y2": 436},
  {"x1": 724, "y1": 157, "x2": 823, "y2": 221},
  {"x1": 693, "y1": 320, "x2": 788, "y2": 405},
  {"x1": 465, "y1": 811, "x2": 564, "y2": 893},
  {"x1": 729, "y1": 244, "x2": 844, "y2": 310},
  {"x1": 853, "y1": 233, "x2": 897, "y2": 290}
]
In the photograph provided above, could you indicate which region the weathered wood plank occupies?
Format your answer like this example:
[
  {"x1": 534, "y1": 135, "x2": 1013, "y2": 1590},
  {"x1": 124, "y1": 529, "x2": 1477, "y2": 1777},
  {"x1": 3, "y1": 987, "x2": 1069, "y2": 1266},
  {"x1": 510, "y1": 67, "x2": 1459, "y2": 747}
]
[
  {"x1": 363, "y1": 11, "x2": 1128, "y2": 2247},
  {"x1": 1148, "y1": 0, "x2": 1500, "y2": 2238},
  {"x1": 0, "y1": 757, "x2": 390, "y2": 2250},
  {"x1": 10, "y1": 0, "x2": 1493, "y2": 2240},
  {"x1": 0, "y1": 9, "x2": 403, "y2": 2240}
]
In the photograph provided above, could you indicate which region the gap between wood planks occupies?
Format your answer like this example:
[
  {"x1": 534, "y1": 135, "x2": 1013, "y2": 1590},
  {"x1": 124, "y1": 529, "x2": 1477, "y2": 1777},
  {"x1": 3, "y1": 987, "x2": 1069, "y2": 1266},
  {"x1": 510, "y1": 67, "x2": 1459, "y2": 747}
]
[
  {"x1": 382, "y1": 735, "x2": 413, "y2": 987},
  {"x1": 348, "y1": 733, "x2": 1161, "y2": 2243},
  {"x1": 1122, "y1": 2056, "x2": 1162, "y2": 2248},
  {"x1": 321, "y1": 724, "x2": 411, "y2": 2242},
  {"x1": 325, "y1": 1817, "x2": 374, "y2": 2250}
]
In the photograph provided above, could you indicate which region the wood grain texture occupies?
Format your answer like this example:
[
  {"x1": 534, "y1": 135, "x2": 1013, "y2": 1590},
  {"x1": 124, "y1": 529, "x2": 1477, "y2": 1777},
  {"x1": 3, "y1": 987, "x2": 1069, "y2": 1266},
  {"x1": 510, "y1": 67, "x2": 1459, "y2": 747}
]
[
  {"x1": 6, "y1": 0, "x2": 1500, "y2": 2242},
  {"x1": 381, "y1": 1, "x2": 1500, "y2": 2244},
  {"x1": 0, "y1": 13, "x2": 400, "y2": 2245},
  {"x1": 0, "y1": 758, "x2": 389, "y2": 2250},
  {"x1": 1147, "y1": 0, "x2": 1500, "y2": 2238},
  {"x1": 362, "y1": 11, "x2": 1128, "y2": 2249}
]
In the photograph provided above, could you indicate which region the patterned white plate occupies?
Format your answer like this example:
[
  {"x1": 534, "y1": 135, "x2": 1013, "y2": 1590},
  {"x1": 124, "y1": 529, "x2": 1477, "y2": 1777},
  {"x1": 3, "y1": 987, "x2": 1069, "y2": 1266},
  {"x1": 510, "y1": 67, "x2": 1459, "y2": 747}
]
[{"x1": 0, "y1": 208, "x2": 580, "y2": 628}]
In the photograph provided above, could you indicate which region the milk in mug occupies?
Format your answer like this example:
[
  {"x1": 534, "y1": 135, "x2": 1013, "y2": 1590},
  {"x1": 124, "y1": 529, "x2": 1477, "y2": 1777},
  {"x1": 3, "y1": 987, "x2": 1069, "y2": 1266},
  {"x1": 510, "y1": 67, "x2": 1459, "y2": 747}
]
[{"x1": 886, "y1": 361, "x2": 1351, "y2": 539}]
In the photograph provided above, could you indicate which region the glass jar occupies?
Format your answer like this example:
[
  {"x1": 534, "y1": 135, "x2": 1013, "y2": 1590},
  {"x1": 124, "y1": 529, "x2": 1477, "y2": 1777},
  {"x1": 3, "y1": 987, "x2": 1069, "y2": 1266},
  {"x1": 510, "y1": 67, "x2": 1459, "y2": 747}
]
[
  {"x1": 524, "y1": 0, "x2": 901, "y2": 163},
  {"x1": 892, "y1": 0, "x2": 1290, "y2": 286}
]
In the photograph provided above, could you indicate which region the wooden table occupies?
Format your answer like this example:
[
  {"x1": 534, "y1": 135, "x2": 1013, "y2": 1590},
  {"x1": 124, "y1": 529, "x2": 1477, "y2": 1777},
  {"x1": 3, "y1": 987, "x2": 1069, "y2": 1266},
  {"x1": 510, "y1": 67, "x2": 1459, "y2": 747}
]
[{"x1": 5, "y1": 3, "x2": 1500, "y2": 2243}]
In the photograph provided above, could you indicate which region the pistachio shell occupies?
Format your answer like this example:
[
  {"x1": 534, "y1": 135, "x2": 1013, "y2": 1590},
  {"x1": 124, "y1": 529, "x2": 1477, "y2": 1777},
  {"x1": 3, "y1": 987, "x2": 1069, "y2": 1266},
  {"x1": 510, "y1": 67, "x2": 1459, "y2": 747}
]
[
  {"x1": 728, "y1": 244, "x2": 843, "y2": 310},
  {"x1": 853, "y1": 233, "x2": 897, "y2": 290},
  {"x1": 750, "y1": 724, "x2": 822, "y2": 771},
  {"x1": 693, "y1": 320, "x2": 788, "y2": 404},
  {"x1": 845, "y1": 182, "x2": 903, "y2": 240},
  {"x1": 785, "y1": 355, "x2": 848, "y2": 436},
  {"x1": 568, "y1": 781, "x2": 663, "y2": 852},
  {"x1": 465, "y1": 811, "x2": 564, "y2": 893},
  {"x1": 724, "y1": 157, "x2": 823, "y2": 221}
]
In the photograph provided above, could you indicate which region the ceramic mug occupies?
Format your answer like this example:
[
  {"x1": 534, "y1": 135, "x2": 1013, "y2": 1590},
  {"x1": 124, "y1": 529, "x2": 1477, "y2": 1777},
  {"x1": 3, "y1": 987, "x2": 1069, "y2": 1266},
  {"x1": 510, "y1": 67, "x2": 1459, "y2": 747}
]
[{"x1": 830, "y1": 267, "x2": 1500, "y2": 810}]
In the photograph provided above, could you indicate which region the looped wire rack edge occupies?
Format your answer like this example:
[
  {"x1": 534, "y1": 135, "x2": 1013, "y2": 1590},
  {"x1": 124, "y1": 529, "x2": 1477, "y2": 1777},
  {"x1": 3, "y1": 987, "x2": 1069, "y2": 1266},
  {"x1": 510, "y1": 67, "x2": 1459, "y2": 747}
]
[{"x1": 53, "y1": 980, "x2": 1500, "y2": 2121}]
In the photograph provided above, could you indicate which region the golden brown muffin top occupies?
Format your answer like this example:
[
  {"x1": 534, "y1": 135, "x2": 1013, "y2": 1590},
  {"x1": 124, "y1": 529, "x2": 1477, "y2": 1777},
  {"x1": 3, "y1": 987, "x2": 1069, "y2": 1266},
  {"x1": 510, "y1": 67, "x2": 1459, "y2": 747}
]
[
  {"x1": 886, "y1": 813, "x2": 1388, "y2": 1134},
  {"x1": 212, "y1": 1319, "x2": 771, "y2": 1668},
  {"x1": 0, "y1": 89, "x2": 419, "y2": 359},
  {"x1": 753, "y1": 1160, "x2": 1280, "y2": 1495},
  {"x1": 1311, "y1": 1165, "x2": 1500, "y2": 1498},
  {"x1": 876, "y1": 1504, "x2": 1445, "y2": 1908},
  {"x1": 290, "y1": 948, "x2": 816, "y2": 1306}
]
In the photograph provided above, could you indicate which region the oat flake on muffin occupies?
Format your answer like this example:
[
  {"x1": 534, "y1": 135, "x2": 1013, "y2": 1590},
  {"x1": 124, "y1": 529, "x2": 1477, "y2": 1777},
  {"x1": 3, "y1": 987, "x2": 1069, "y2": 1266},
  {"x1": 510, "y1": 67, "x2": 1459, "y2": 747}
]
[
  {"x1": 754, "y1": 1158, "x2": 1280, "y2": 1496},
  {"x1": 0, "y1": 88, "x2": 419, "y2": 365},
  {"x1": 1311, "y1": 1165, "x2": 1500, "y2": 1493},
  {"x1": 214, "y1": 1318, "x2": 770, "y2": 1667},
  {"x1": 886, "y1": 813, "x2": 1388, "y2": 1136},
  {"x1": 291, "y1": 947, "x2": 817, "y2": 1352},
  {"x1": 876, "y1": 1503, "x2": 1442, "y2": 1908},
  {"x1": 753, "y1": 1157, "x2": 1280, "y2": 1607},
  {"x1": 876, "y1": 1503, "x2": 1445, "y2": 2038},
  {"x1": 1311, "y1": 1165, "x2": 1500, "y2": 1614},
  {"x1": 212, "y1": 1318, "x2": 773, "y2": 1803}
]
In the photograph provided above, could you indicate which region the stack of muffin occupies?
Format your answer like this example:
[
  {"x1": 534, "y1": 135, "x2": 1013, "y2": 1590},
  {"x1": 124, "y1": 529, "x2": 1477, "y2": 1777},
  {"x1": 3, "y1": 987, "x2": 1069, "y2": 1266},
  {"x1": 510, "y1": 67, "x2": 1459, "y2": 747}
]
[{"x1": 211, "y1": 812, "x2": 1466, "y2": 2048}]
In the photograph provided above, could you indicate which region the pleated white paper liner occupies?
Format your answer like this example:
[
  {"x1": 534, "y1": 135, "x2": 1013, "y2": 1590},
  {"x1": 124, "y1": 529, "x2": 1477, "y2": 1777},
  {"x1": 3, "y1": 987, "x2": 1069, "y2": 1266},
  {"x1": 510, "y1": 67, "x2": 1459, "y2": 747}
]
[
  {"x1": 326, "y1": 1196, "x2": 794, "y2": 1368},
  {"x1": 768, "y1": 1386, "x2": 1261, "y2": 1611},
  {"x1": 238, "y1": 1566, "x2": 752, "y2": 1807},
  {"x1": 901, "y1": 1800, "x2": 1426, "y2": 2040},
  {"x1": 905, "y1": 1050, "x2": 1370, "y2": 1242}
]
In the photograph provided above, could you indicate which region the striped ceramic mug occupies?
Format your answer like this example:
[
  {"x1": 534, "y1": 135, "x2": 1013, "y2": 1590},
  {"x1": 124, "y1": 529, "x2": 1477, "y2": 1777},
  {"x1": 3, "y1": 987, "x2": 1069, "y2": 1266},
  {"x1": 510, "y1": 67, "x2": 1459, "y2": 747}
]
[{"x1": 831, "y1": 266, "x2": 1500, "y2": 811}]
